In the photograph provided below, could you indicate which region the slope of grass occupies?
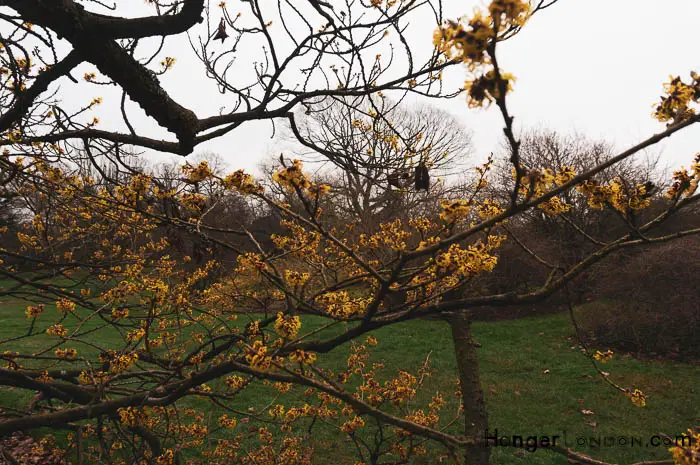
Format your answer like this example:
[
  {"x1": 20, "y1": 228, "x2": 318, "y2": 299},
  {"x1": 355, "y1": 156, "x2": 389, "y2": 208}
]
[{"x1": 0, "y1": 281, "x2": 697, "y2": 464}]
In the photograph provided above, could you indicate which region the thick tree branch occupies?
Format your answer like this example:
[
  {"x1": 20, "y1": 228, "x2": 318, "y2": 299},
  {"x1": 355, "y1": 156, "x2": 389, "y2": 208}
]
[{"x1": 5, "y1": 0, "x2": 205, "y2": 40}]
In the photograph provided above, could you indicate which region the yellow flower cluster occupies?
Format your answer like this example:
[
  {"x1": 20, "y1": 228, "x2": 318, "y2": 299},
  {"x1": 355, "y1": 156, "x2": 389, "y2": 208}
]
[
  {"x1": 126, "y1": 328, "x2": 146, "y2": 342},
  {"x1": 274, "y1": 382, "x2": 292, "y2": 393},
  {"x1": 307, "y1": 182, "x2": 332, "y2": 197},
  {"x1": 271, "y1": 220, "x2": 321, "y2": 258},
  {"x1": 221, "y1": 169, "x2": 263, "y2": 195},
  {"x1": 55, "y1": 348, "x2": 77, "y2": 359},
  {"x1": 382, "y1": 371, "x2": 417, "y2": 405},
  {"x1": 246, "y1": 340, "x2": 274, "y2": 371},
  {"x1": 576, "y1": 178, "x2": 651, "y2": 212},
  {"x1": 78, "y1": 370, "x2": 108, "y2": 385},
  {"x1": 340, "y1": 416, "x2": 365, "y2": 434},
  {"x1": 180, "y1": 192, "x2": 208, "y2": 212},
  {"x1": 25, "y1": 304, "x2": 44, "y2": 319},
  {"x1": 464, "y1": 70, "x2": 515, "y2": 108},
  {"x1": 439, "y1": 199, "x2": 473, "y2": 222},
  {"x1": 513, "y1": 166, "x2": 576, "y2": 214},
  {"x1": 284, "y1": 403, "x2": 325, "y2": 424},
  {"x1": 118, "y1": 406, "x2": 150, "y2": 427},
  {"x1": 36, "y1": 371, "x2": 53, "y2": 383},
  {"x1": 235, "y1": 252, "x2": 267, "y2": 275},
  {"x1": 627, "y1": 388, "x2": 647, "y2": 408},
  {"x1": 272, "y1": 159, "x2": 312, "y2": 191},
  {"x1": 271, "y1": 159, "x2": 330, "y2": 199},
  {"x1": 433, "y1": 1, "x2": 529, "y2": 106},
  {"x1": 433, "y1": 14, "x2": 492, "y2": 67},
  {"x1": 225, "y1": 375, "x2": 246, "y2": 390},
  {"x1": 488, "y1": 0, "x2": 531, "y2": 27},
  {"x1": 181, "y1": 161, "x2": 213, "y2": 183},
  {"x1": 111, "y1": 307, "x2": 129, "y2": 319},
  {"x1": 666, "y1": 156, "x2": 700, "y2": 199},
  {"x1": 285, "y1": 269, "x2": 310, "y2": 286},
  {"x1": 14, "y1": 57, "x2": 33, "y2": 73},
  {"x1": 669, "y1": 429, "x2": 700, "y2": 465},
  {"x1": 592, "y1": 349, "x2": 613, "y2": 363},
  {"x1": 218, "y1": 414, "x2": 237, "y2": 429},
  {"x1": 160, "y1": 56, "x2": 176, "y2": 71},
  {"x1": 106, "y1": 351, "x2": 139, "y2": 373},
  {"x1": 268, "y1": 404, "x2": 285, "y2": 419},
  {"x1": 429, "y1": 393, "x2": 445, "y2": 411},
  {"x1": 56, "y1": 298, "x2": 76, "y2": 313},
  {"x1": 653, "y1": 73, "x2": 699, "y2": 125},
  {"x1": 46, "y1": 324, "x2": 68, "y2": 337},
  {"x1": 434, "y1": 237, "x2": 504, "y2": 279},
  {"x1": 155, "y1": 449, "x2": 175, "y2": 465},
  {"x1": 274, "y1": 312, "x2": 301, "y2": 339},
  {"x1": 359, "y1": 219, "x2": 411, "y2": 251},
  {"x1": 402, "y1": 409, "x2": 439, "y2": 431},
  {"x1": 315, "y1": 291, "x2": 370, "y2": 320},
  {"x1": 290, "y1": 349, "x2": 317, "y2": 365},
  {"x1": 476, "y1": 199, "x2": 506, "y2": 219}
]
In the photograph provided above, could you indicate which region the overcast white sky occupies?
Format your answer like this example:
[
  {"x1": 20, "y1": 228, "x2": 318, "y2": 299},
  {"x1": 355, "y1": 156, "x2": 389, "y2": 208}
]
[{"x1": 40, "y1": 0, "x2": 700, "y2": 176}]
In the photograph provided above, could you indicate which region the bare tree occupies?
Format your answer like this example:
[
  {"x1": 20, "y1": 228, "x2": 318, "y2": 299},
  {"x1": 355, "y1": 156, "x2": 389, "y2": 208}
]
[{"x1": 283, "y1": 97, "x2": 474, "y2": 231}]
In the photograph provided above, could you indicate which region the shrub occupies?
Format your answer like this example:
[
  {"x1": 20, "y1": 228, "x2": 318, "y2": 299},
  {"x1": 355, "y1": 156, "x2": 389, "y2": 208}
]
[{"x1": 576, "y1": 237, "x2": 700, "y2": 359}]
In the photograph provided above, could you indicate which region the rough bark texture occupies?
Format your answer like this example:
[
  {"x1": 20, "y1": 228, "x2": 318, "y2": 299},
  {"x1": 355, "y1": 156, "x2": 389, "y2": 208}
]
[
  {"x1": 10, "y1": 0, "x2": 201, "y2": 152},
  {"x1": 449, "y1": 311, "x2": 490, "y2": 465}
]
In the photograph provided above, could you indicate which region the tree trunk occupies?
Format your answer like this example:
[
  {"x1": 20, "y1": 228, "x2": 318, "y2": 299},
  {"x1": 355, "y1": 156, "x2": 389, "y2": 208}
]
[{"x1": 449, "y1": 311, "x2": 490, "y2": 465}]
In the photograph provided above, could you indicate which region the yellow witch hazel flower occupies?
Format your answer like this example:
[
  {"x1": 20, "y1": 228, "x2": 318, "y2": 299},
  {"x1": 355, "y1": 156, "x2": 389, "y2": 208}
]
[
  {"x1": 285, "y1": 269, "x2": 310, "y2": 286},
  {"x1": 592, "y1": 349, "x2": 613, "y2": 363},
  {"x1": 488, "y1": 0, "x2": 531, "y2": 28},
  {"x1": 56, "y1": 298, "x2": 76, "y2": 313},
  {"x1": 246, "y1": 340, "x2": 274, "y2": 371},
  {"x1": 435, "y1": 238, "x2": 504, "y2": 279},
  {"x1": 433, "y1": 0, "x2": 530, "y2": 64},
  {"x1": 433, "y1": 12, "x2": 492, "y2": 67},
  {"x1": 118, "y1": 406, "x2": 149, "y2": 427},
  {"x1": 439, "y1": 199, "x2": 472, "y2": 222},
  {"x1": 669, "y1": 429, "x2": 700, "y2": 465},
  {"x1": 465, "y1": 70, "x2": 516, "y2": 108},
  {"x1": 272, "y1": 159, "x2": 312, "y2": 192},
  {"x1": 221, "y1": 169, "x2": 263, "y2": 195},
  {"x1": 290, "y1": 349, "x2": 316, "y2": 365},
  {"x1": 46, "y1": 324, "x2": 68, "y2": 337},
  {"x1": 55, "y1": 348, "x2": 77, "y2": 359},
  {"x1": 627, "y1": 388, "x2": 647, "y2": 407},
  {"x1": 576, "y1": 177, "x2": 652, "y2": 212},
  {"x1": 181, "y1": 160, "x2": 213, "y2": 183},
  {"x1": 225, "y1": 375, "x2": 246, "y2": 390},
  {"x1": 218, "y1": 414, "x2": 237, "y2": 429},
  {"x1": 653, "y1": 72, "x2": 700, "y2": 125},
  {"x1": 25, "y1": 304, "x2": 44, "y2": 319},
  {"x1": 274, "y1": 312, "x2": 301, "y2": 339},
  {"x1": 666, "y1": 157, "x2": 700, "y2": 199}
]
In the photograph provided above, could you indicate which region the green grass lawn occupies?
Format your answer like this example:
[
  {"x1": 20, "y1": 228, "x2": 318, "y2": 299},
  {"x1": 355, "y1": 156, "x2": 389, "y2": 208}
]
[{"x1": 0, "y1": 283, "x2": 697, "y2": 464}]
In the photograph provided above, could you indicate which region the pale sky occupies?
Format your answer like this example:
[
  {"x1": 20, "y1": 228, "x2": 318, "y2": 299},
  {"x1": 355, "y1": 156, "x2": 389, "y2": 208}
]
[{"x1": 19, "y1": 0, "x2": 700, "y2": 176}]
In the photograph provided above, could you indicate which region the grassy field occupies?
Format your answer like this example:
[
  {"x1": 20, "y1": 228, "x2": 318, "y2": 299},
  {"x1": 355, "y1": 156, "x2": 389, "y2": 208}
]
[{"x1": 0, "y1": 285, "x2": 697, "y2": 464}]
